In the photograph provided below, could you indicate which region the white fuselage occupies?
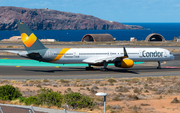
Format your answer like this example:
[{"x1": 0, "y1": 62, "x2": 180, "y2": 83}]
[{"x1": 49, "y1": 48, "x2": 174, "y2": 64}]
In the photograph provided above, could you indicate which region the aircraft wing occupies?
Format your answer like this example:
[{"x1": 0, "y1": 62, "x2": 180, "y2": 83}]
[
  {"x1": 82, "y1": 55, "x2": 123, "y2": 64},
  {"x1": 82, "y1": 47, "x2": 128, "y2": 64}
]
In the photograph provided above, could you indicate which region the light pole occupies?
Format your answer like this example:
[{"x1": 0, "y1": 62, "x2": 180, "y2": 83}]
[{"x1": 95, "y1": 92, "x2": 107, "y2": 113}]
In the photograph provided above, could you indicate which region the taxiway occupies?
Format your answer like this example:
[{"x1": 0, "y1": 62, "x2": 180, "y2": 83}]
[{"x1": 0, "y1": 53, "x2": 180, "y2": 79}]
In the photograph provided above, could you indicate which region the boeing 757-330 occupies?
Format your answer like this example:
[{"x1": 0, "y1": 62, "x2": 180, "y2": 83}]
[{"x1": 5, "y1": 22, "x2": 175, "y2": 71}]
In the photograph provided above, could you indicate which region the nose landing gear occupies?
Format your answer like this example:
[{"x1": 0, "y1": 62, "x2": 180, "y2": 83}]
[{"x1": 157, "y1": 61, "x2": 161, "y2": 69}]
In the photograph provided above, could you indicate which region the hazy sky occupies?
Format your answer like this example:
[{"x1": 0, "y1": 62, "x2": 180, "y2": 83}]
[{"x1": 1, "y1": 0, "x2": 180, "y2": 23}]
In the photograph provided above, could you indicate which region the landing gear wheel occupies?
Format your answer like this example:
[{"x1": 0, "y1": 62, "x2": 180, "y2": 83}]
[
  {"x1": 100, "y1": 61, "x2": 109, "y2": 71},
  {"x1": 100, "y1": 68, "x2": 108, "y2": 71},
  {"x1": 85, "y1": 64, "x2": 94, "y2": 70},
  {"x1": 85, "y1": 67, "x2": 94, "y2": 70},
  {"x1": 157, "y1": 67, "x2": 161, "y2": 69}
]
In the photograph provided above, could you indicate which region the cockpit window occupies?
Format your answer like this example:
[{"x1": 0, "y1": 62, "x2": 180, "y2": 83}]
[{"x1": 170, "y1": 52, "x2": 172, "y2": 55}]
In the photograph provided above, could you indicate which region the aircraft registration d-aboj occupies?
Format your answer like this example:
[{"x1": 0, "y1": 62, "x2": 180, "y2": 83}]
[{"x1": 5, "y1": 22, "x2": 175, "y2": 71}]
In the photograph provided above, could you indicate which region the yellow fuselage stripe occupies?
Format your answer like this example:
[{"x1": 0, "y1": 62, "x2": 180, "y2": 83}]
[{"x1": 51, "y1": 48, "x2": 70, "y2": 62}]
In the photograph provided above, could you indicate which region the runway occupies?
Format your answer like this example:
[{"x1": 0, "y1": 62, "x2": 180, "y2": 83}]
[{"x1": 0, "y1": 53, "x2": 180, "y2": 79}]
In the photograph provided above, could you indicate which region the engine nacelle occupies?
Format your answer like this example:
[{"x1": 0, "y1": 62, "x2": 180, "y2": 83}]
[{"x1": 114, "y1": 59, "x2": 134, "y2": 68}]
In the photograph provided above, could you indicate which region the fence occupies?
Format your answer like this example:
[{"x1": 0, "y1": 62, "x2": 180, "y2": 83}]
[{"x1": 0, "y1": 105, "x2": 68, "y2": 113}]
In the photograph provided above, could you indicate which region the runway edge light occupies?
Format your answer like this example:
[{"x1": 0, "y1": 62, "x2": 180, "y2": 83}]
[{"x1": 96, "y1": 92, "x2": 107, "y2": 113}]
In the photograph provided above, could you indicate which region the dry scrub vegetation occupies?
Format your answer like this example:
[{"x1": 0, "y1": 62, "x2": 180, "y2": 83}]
[{"x1": 1, "y1": 76, "x2": 180, "y2": 112}]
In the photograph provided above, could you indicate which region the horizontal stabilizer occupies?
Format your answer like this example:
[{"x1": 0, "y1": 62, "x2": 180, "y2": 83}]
[{"x1": 4, "y1": 50, "x2": 20, "y2": 54}]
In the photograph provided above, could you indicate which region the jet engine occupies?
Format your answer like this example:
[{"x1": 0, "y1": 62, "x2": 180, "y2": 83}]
[{"x1": 114, "y1": 59, "x2": 134, "y2": 68}]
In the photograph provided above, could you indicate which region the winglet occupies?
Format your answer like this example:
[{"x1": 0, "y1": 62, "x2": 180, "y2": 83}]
[{"x1": 123, "y1": 47, "x2": 128, "y2": 58}]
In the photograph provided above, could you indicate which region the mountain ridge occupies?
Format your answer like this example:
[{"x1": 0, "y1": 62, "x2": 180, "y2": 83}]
[{"x1": 0, "y1": 6, "x2": 143, "y2": 30}]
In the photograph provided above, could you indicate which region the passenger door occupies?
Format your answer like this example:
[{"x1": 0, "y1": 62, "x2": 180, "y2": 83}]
[
  {"x1": 164, "y1": 50, "x2": 167, "y2": 57},
  {"x1": 139, "y1": 50, "x2": 142, "y2": 57}
]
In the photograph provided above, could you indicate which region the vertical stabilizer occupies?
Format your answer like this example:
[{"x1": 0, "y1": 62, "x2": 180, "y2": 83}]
[{"x1": 17, "y1": 22, "x2": 46, "y2": 51}]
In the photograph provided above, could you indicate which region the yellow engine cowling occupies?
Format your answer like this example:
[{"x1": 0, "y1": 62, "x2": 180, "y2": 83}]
[{"x1": 114, "y1": 59, "x2": 134, "y2": 68}]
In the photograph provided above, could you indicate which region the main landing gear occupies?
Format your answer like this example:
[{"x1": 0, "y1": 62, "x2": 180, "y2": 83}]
[
  {"x1": 100, "y1": 61, "x2": 108, "y2": 71},
  {"x1": 85, "y1": 64, "x2": 94, "y2": 70},
  {"x1": 157, "y1": 61, "x2": 161, "y2": 69},
  {"x1": 86, "y1": 61, "x2": 109, "y2": 71}
]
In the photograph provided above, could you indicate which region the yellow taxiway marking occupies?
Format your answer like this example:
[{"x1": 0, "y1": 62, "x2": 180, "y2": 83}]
[
  {"x1": 1, "y1": 58, "x2": 8, "y2": 59},
  {"x1": 55, "y1": 66, "x2": 60, "y2": 68},
  {"x1": 16, "y1": 66, "x2": 21, "y2": 67}
]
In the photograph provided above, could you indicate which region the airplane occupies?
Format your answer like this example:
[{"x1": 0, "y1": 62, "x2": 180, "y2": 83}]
[{"x1": 5, "y1": 22, "x2": 175, "y2": 71}]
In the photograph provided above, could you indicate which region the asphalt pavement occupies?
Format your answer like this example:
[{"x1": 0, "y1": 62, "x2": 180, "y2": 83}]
[{"x1": 0, "y1": 53, "x2": 179, "y2": 79}]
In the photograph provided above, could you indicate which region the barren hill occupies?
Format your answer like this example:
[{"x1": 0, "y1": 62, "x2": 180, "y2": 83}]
[{"x1": 0, "y1": 6, "x2": 143, "y2": 30}]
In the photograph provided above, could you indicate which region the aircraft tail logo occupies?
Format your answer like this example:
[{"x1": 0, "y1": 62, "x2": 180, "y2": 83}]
[
  {"x1": 21, "y1": 33, "x2": 37, "y2": 47},
  {"x1": 17, "y1": 22, "x2": 46, "y2": 51}
]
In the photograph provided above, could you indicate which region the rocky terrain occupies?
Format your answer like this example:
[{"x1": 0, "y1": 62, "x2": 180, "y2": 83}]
[
  {"x1": 0, "y1": 6, "x2": 143, "y2": 30},
  {"x1": 1, "y1": 76, "x2": 180, "y2": 113}
]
